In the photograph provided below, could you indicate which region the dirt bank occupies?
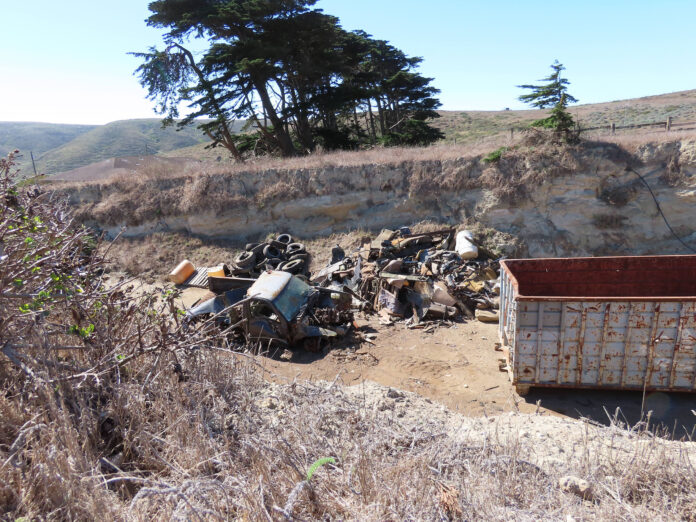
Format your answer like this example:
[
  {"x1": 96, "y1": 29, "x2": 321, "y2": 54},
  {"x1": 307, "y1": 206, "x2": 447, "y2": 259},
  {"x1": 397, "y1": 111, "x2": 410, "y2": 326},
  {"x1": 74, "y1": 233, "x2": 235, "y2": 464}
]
[{"x1": 59, "y1": 137, "x2": 696, "y2": 258}]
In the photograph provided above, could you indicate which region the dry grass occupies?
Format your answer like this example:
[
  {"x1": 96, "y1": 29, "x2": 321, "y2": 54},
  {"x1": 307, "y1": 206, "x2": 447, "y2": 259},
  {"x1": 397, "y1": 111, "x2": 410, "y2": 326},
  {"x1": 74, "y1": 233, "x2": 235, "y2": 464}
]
[
  {"x1": 105, "y1": 233, "x2": 244, "y2": 283},
  {"x1": 4, "y1": 355, "x2": 696, "y2": 520},
  {"x1": 583, "y1": 128, "x2": 696, "y2": 153},
  {"x1": 55, "y1": 136, "x2": 512, "y2": 189},
  {"x1": 105, "y1": 221, "x2": 526, "y2": 284}
]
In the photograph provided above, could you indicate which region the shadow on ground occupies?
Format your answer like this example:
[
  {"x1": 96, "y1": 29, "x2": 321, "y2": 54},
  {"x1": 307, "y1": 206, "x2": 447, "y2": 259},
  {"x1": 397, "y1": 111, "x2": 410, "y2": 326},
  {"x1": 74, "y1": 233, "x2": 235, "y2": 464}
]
[{"x1": 525, "y1": 388, "x2": 696, "y2": 439}]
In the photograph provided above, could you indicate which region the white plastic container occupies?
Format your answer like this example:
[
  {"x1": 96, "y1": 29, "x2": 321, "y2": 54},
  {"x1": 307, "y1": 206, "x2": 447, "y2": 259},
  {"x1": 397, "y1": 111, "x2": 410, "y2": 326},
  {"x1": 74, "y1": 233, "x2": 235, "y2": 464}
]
[{"x1": 455, "y1": 230, "x2": 478, "y2": 259}]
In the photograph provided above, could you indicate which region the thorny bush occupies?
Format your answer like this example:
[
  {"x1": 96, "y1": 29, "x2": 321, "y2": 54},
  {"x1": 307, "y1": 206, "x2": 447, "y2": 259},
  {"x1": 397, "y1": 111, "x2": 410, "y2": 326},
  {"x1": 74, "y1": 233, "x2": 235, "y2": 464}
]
[{"x1": 0, "y1": 151, "x2": 230, "y2": 518}]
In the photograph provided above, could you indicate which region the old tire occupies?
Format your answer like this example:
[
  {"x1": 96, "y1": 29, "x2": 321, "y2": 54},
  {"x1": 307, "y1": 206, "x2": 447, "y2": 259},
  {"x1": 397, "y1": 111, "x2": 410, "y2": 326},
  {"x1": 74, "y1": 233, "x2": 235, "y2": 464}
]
[
  {"x1": 276, "y1": 234, "x2": 293, "y2": 246},
  {"x1": 288, "y1": 252, "x2": 310, "y2": 262},
  {"x1": 279, "y1": 258, "x2": 305, "y2": 275},
  {"x1": 245, "y1": 242, "x2": 266, "y2": 255},
  {"x1": 263, "y1": 244, "x2": 283, "y2": 260},
  {"x1": 285, "y1": 242, "x2": 306, "y2": 256},
  {"x1": 235, "y1": 250, "x2": 256, "y2": 268},
  {"x1": 256, "y1": 257, "x2": 282, "y2": 272}
]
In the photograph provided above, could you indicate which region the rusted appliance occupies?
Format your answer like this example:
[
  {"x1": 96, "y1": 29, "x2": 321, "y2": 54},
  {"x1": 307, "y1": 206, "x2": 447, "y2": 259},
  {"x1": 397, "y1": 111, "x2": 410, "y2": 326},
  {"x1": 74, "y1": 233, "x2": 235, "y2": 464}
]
[{"x1": 499, "y1": 255, "x2": 696, "y2": 395}]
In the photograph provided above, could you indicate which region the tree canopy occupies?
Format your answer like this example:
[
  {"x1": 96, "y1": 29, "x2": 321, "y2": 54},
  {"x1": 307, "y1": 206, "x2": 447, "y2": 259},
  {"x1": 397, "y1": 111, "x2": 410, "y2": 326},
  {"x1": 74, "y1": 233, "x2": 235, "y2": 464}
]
[
  {"x1": 134, "y1": 0, "x2": 444, "y2": 158},
  {"x1": 518, "y1": 60, "x2": 577, "y2": 135}
]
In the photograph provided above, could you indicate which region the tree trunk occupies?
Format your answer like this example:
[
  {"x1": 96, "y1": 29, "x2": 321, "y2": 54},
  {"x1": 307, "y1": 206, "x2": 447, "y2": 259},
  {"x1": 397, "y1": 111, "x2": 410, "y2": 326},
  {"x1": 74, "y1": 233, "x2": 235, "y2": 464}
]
[
  {"x1": 252, "y1": 78, "x2": 296, "y2": 157},
  {"x1": 367, "y1": 101, "x2": 377, "y2": 142},
  {"x1": 243, "y1": 92, "x2": 280, "y2": 150},
  {"x1": 171, "y1": 43, "x2": 243, "y2": 161},
  {"x1": 288, "y1": 83, "x2": 314, "y2": 152},
  {"x1": 375, "y1": 95, "x2": 386, "y2": 136}
]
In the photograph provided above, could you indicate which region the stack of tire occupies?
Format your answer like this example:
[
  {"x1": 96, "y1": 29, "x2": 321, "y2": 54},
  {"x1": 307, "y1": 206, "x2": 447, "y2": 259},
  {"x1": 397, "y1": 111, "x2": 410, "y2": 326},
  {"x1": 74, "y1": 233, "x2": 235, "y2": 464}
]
[{"x1": 233, "y1": 234, "x2": 310, "y2": 277}]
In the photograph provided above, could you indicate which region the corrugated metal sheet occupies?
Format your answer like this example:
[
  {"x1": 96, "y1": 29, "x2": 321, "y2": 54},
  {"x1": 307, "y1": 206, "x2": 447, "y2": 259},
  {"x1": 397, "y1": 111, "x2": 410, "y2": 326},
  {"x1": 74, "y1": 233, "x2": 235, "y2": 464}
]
[
  {"x1": 499, "y1": 255, "x2": 696, "y2": 393},
  {"x1": 182, "y1": 268, "x2": 210, "y2": 289}
]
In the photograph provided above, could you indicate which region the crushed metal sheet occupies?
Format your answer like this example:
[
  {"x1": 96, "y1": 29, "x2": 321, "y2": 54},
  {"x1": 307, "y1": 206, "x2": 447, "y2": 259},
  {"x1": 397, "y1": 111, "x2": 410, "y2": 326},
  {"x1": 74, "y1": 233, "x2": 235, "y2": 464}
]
[{"x1": 182, "y1": 268, "x2": 211, "y2": 289}]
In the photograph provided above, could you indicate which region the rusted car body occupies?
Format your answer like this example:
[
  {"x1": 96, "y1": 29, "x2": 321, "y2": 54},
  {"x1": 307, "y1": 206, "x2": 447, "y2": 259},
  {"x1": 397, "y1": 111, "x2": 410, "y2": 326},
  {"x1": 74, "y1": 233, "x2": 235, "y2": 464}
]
[
  {"x1": 499, "y1": 255, "x2": 696, "y2": 395},
  {"x1": 187, "y1": 271, "x2": 350, "y2": 347}
]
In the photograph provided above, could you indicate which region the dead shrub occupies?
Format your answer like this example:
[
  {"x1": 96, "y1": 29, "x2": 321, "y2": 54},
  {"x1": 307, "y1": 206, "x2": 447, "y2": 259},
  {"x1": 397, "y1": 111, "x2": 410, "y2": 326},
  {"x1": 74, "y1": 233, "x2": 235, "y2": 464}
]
[
  {"x1": 255, "y1": 179, "x2": 306, "y2": 207},
  {"x1": 3, "y1": 152, "x2": 696, "y2": 521},
  {"x1": 479, "y1": 141, "x2": 584, "y2": 203},
  {"x1": 660, "y1": 155, "x2": 686, "y2": 186}
]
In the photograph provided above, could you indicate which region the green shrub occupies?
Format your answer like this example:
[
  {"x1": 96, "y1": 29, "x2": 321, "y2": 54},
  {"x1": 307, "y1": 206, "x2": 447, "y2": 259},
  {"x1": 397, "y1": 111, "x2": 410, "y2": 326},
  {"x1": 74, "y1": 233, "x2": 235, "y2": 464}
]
[{"x1": 483, "y1": 147, "x2": 507, "y2": 163}]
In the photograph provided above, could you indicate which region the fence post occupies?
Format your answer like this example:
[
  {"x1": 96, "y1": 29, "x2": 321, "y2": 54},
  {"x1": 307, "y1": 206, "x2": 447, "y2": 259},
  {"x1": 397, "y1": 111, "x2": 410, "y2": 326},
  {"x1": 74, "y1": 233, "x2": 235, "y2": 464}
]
[
  {"x1": 30, "y1": 151, "x2": 37, "y2": 176},
  {"x1": 510, "y1": 127, "x2": 514, "y2": 140},
  {"x1": 611, "y1": 122, "x2": 616, "y2": 135},
  {"x1": 667, "y1": 117, "x2": 672, "y2": 132}
]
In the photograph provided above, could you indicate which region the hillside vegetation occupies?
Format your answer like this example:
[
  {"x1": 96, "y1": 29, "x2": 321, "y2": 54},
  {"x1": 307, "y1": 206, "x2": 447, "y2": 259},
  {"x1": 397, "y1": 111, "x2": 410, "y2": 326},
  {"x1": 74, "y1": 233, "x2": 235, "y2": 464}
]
[
  {"x1": 0, "y1": 121, "x2": 97, "y2": 174},
  {"x1": 164, "y1": 89, "x2": 696, "y2": 162},
  {"x1": 36, "y1": 119, "x2": 211, "y2": 174},
  {"x1": 5, "y1": 89, "x2": 696, "y2": 175},
  {"x1": 435, "y1": 89, "x2": 696, "y2": 143},
  {"x1": 0, "y1": 119, "x2": 213, "y2": 176}
]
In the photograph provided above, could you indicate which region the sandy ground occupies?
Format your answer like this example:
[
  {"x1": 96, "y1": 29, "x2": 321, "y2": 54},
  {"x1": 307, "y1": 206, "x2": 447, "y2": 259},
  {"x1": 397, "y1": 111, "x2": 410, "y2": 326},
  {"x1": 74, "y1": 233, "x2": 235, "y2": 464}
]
[
  {"x1": 260, "y1": 316, "x2": 517, "y2": 417},
  {"x1": 131, "y1": 281, "x2": 696, "y2": 439},
  {"x1": 256, "y1": 314, "x2": 696, "y2": 438}
]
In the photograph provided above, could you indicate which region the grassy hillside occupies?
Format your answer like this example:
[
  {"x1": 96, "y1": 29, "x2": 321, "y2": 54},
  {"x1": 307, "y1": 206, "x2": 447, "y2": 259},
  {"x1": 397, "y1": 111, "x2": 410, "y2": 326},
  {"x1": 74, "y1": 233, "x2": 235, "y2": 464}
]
[
  {"x1": 434, "y1": 89, "x2": 696, "y2": 143},
  {"x1": 0, "y1": 121, "x2": 97, "y2": 175},
  {"x1": 6, "y1": 89, "x2": 696, "y2": 174},
  {"x1": 157, "y1": 120, "x2": 249, "y2": 162},
  {"x1": 159, "y1": 90, "x2": 696, "y2": 160},
  {"x1": 35, "y1": 119, "x2": 212, "y2": 174}
]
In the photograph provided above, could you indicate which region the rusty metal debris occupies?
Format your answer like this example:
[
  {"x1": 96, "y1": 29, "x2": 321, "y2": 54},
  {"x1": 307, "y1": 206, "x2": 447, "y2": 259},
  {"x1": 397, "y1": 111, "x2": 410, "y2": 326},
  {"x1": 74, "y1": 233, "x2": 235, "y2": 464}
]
[
  {"x1": 499, "y1": 255, "x2": 696, "y2": 395},
  {"x1": 186, "y1": 270, "x2": 354, "y2": 349},
  {"x1": 311, "y1": 227, "x2": 501, "y2": 327},
  {"x1": 173, "y1": 228, "x2": 501, "y2": 351}
]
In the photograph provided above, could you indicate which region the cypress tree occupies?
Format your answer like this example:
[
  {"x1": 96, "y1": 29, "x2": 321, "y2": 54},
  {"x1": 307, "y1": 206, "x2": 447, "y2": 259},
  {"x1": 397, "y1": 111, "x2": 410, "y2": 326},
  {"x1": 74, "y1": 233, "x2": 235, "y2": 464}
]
[
  {"x1": 518, "y1": 60, "x2": 578, "y2": 136},
  {"x1": 133, "y1": 0, "x2": 444, "y2": 157}
]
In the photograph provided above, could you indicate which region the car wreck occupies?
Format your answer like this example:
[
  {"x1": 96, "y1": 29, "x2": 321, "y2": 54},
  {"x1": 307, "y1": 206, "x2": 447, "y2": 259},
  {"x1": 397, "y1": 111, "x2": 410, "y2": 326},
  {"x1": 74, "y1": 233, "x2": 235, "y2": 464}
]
[{"x1": 186, "y1": 270, "x2": 353, "y2": 350}]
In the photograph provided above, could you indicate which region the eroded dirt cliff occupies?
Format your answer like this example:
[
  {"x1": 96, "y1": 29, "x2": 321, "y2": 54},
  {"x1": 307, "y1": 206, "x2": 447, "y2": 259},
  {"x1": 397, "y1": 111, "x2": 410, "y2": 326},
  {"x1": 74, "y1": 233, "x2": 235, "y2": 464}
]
[{"x1": 60, "y1": 137, "x2": 696, "y2": 257}]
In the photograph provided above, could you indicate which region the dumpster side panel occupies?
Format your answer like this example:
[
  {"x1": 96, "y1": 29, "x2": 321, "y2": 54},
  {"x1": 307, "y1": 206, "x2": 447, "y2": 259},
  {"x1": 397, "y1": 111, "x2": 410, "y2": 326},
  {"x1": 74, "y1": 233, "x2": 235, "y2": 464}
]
[{"x1": 509, "y1": 298, "x2": 696, "y2": 391}]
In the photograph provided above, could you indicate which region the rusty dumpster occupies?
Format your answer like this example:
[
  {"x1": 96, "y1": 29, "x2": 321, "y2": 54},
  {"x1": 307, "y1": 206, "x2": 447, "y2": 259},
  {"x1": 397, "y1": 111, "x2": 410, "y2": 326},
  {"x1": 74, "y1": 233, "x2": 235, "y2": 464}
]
[{"x1": 499, "y1": 255, "x2": 696, "y2": 395}]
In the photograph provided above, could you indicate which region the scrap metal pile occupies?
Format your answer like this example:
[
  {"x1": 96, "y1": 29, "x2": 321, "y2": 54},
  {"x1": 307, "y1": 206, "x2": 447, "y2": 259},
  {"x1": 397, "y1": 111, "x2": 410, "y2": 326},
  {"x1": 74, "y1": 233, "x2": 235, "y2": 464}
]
[
  {"x1": 170, "y1": 228, "x2": 500, "y2": 350},
  {"x1": 310, "y1": 227, "x2": 501, "y2": 327}
]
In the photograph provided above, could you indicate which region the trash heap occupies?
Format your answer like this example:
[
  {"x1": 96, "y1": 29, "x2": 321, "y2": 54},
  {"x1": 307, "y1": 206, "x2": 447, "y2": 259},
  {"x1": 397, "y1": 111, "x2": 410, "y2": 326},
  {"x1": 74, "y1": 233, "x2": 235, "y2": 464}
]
[
  {"x1": 168, "y1": 234, "x2": 312, "y2": 290},
  {"x1": 310, "y1": 227, "x2": 501, "y2": 326},
  {"x1": 169, "y1": 227, "x2": 501, "y2": 350},
  {"x1": 231, "y1": 234, "x2": 311, "y2": 277}
]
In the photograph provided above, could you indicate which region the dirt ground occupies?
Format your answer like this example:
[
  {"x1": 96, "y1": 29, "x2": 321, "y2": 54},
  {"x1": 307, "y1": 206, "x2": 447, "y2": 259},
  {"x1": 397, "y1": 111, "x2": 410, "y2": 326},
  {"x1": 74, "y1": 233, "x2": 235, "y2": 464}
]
[{"x1": 174, "y1": 285, "x2": 696, "y2": 438}]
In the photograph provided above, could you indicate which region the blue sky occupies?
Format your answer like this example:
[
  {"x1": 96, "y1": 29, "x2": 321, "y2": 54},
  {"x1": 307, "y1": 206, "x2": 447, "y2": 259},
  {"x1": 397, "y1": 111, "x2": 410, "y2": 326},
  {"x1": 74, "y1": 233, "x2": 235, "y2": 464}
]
[{"x1": 1, "y1": 0, "x2": 695, "y2": 124}]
